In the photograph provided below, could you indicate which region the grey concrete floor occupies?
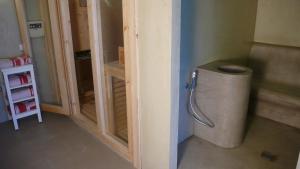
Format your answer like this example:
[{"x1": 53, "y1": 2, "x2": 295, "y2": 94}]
[
  {"x1": 178, "y1": 116, "x2": 300, "y2": 169},
  {"x1": 0, "y1": 113, "x2": 134, "y2": 169}
]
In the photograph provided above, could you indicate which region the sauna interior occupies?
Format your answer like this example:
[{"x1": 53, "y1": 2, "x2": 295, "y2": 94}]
[
  {"x1": 69, "y1": 0, "x2": 96, "y2": 122},
  {"x1": 99, "y1": 0, "x2": 128, "y2": 143},
  {"x1": 69, "y1": 0, "x2": 128, "y2": 143}
]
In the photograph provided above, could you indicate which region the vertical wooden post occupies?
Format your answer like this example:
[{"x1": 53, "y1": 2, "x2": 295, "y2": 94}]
[
  {"x1": 14, "y1": 0, "x2": 32, "y2": 57},
  {"x1": 39, "y1": 0, "x2": 61, "y2": 104},
  {"x1": 122, "y1": 0, "x2": 140, "y2": 167}
]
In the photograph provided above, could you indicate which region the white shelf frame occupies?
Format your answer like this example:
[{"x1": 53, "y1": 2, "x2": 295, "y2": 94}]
[
  {"x1": 1, "y1": 64, "x2": 42, "y2": 130},
  {"x1": 13, "y1": 96, "x2": 35, "y2": 104},
  {"x1": 10, "y1": 83, "x2": 33, "y2": 90}
]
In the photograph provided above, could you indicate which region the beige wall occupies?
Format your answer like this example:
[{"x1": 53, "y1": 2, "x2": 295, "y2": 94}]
[
  {"x1": 179, "y1": 0, "x2": 258, "y2": 143},
  {"x1": 137, "y1": 0, "x2": 181, "y2": 168},
  {"x1": 254, "y1": 0, "x2": 300, "y2": 47},
  {"x1": 189, "y1": 0, "x2": 257, "y2": 64}
]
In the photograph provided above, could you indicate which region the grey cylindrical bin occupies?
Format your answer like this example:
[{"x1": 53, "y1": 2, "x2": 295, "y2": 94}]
[{"x1": 193, "y1": 61, "x2": 252, "y2": 148}]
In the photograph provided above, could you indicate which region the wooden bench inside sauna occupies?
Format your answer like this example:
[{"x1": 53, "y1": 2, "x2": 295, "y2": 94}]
[{"x1": 104, "y1": 47, "x2": 128, "y2": 143}]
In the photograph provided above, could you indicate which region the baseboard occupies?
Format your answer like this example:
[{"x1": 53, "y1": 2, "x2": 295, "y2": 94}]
[{"x1": 255, "y1": 100, "x2": 300, "y2": 129}]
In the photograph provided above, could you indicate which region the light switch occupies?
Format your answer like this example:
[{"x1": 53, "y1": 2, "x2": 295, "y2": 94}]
[
  {"x1": 27, "y1": 21, "x2": 44, "y2": 38},
  {"x1": 19, "y1": 44, "x2": 24, "y2": 52}
]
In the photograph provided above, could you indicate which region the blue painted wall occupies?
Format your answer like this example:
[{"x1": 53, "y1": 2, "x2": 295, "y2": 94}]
[{"x1": 178, "y1": 0, "x2": 196, "y2": 143}]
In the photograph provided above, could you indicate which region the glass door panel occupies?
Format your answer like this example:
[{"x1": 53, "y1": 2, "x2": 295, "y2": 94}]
[
  {"x1": 99, "y1": 0, "x2": 128, "y2": 144},
  {"x1": 23, "y1": 0, "x2": 61, "y2": 106}
]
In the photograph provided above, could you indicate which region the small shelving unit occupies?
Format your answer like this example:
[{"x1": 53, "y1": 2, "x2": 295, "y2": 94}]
[{"x1": 1, "y1": 64, "x2": 42, "y2": 130}]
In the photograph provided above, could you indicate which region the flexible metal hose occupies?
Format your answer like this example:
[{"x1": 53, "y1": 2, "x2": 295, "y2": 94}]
[{"x1": 187, "y1": 71, "x2": 215, "y2": 128}]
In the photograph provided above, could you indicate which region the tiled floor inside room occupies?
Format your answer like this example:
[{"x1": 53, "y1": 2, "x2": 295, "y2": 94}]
[
  {"x1": 0, "y1": 113, "x2": 134, "y2": 169},
  {"x1": 80, "y1": 90, "x2": 97, "y2": 122},
  {"x1": 178, "y1": 116, "x2": 300, "y2": 169}
]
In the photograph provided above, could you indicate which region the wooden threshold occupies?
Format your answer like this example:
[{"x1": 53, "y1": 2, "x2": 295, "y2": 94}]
[
  {"x1": 71, "y1": 113, "x2": 130, "y2": 161},
  {"x1": 80, "y1": 92, "x2": 97, "y2": 123},
  {"x1": 41, "y1": 103, "x2": 65, "y2": 114}
]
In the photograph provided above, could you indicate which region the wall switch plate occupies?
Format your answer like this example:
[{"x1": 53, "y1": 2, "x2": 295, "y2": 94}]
[
  {"x1": 27, "y1": 21, "x2": 44, "y2": 38},
  {"x1": 79, "y1": 0, "x2": 87, "y2": 7},
  {"x1": 19, "y1": 44, "x2": 24, "y2": 51}
]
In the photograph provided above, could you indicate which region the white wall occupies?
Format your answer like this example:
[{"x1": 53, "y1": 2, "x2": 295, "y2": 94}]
[
  {"x1": 0, "y1": 0, "x2": 22, "y2": 57},
  {"x1": 137, "y1": 0, "x2": 181, "y2": 168},
  {"x1": 0, "y1": 0, "x2": 22, "y2": 123},
  {"x1": 254, "y1": 0, "x2": 300, "y2": 47},
  {"x1": 179, "y1": 0, "x2": 258, "y2": 143}
]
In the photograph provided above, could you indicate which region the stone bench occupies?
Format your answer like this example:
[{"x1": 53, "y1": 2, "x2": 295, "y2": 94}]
[{"x1": 249, "y1": 44, "x2": 300, "y2": 128}]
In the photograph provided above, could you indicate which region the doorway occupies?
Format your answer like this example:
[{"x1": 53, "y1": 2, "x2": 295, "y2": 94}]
[
  {"x1": 98, "y1": 0, "x2": 128, "y2": 143},
  {"x1": 68, "y1": 0, "x2": 97, "y2": 122}
]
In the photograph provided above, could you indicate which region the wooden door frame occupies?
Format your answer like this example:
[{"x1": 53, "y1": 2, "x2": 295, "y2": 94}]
[
  {"x1": 121, "y1": 0, "x2": 140, "y2": 167},
  {"x1": 14, "y1": 0, "x2": 70, "y2": 115},
  {"x1": 15, "y1": 0, "x2": 141, "y2": 168},
  {"x1": 15, "y1": 0, "x2": 140, "y2": 167},
  {"x1": 57, "y1": 0, "x2": 140, "y2": 168}
]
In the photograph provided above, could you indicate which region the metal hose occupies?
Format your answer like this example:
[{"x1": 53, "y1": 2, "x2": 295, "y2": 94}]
[{"x1": 186, "y1": 70, "x2": 215, "y2": 128}]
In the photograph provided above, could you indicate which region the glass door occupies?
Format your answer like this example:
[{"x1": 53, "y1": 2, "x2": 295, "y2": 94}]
[
  {"x1": 14, "y1": 0, "x2": 69, "y2": 114},
  {"x1": 98, "y1": 0, "x2": 129, "y2": 145}
]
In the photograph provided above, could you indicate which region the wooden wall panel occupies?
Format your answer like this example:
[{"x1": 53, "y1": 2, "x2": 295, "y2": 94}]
[
  {"x1": 112, "y1": 77, "x2": 128, "y2": 142},
  {"x1": 104, "y1": 62, "x2": 127, "y2": 142},
  {"x1": 69, "y1": 0, "x2": 90, "y2": 52},
  {"x1": 99, "y1": 0, "x2": 124, "y2": 63}
]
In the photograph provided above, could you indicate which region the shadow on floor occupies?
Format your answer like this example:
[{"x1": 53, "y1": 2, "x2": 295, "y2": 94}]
[
  {"x1": 178, "y1": 117, "x2": 300, "y2": 169},
  {"x1": 0, "y1": 113, "x2": 134, "y2": 169}
]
